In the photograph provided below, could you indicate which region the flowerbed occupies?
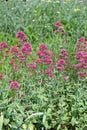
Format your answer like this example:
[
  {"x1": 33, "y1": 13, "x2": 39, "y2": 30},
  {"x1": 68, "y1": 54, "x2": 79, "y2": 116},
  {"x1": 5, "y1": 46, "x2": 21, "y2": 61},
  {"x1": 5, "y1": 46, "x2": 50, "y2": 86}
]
[
  {"x1": 0, "y1": 0, "x2": 87, "y2": 130},
  {"x1": 0, "y1": 28, "x2": 87, "y2": 130}
]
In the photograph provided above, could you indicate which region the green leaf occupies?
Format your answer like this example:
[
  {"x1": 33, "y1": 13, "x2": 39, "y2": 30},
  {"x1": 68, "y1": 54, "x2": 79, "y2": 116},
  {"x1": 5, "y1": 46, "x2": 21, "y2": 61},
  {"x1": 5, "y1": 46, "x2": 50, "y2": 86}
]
[
  {"x1": 28, "y1": 123, "x2": 35, "y2": 130},
  {"x1": 4, "y1": 118, "x2": 9, "y2": 125},
  {"x1": 0, "y1": 113, "x2": 4, "y2": 130},
  {"x1": 71, "y1": 117, "x2": 77, "y2": 126},
  {"x1": 42, "y1": 114, "x2": 49, "y2": 129},
  {"x1": 22, "y1": 124, "x2": 27, "y2": 130}
]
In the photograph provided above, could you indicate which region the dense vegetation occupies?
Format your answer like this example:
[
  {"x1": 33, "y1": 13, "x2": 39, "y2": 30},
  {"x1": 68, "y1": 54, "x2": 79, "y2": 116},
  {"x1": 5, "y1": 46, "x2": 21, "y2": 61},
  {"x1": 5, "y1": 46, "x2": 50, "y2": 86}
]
[{"x1": 0, "y1": 0, "x2": 87, "y2": 130}]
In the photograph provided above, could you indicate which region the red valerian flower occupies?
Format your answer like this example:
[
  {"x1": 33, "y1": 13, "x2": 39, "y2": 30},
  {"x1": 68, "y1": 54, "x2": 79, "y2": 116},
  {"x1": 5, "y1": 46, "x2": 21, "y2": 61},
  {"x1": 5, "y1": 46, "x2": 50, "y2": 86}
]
[
  {"x1": 27, "y1": 62, "x2": 37, "y2": 69},
  {"x1": 36, "y1": 59, "x2": 42, "y2": 64},
  {"x1": 0, "y1": 42, "x2": 9, "y2": 50},
  {"x1": 21, "y1": 42, "x2": 32, "y2": 55},
  {"x1": 0, "y1": 74, "x2": 3, "y2": 80},
  {"x1": 39, "y1": 44, "x2": 48, "y2": 51},
  {"x1": 79, "y1": 37, "x2": 85, "y2": 42},
  {"x1": 10, "y1": 81, "x2": 20, "y2": 91},
  {"x1": 43, "y1": 56, "x2": 53, "y2": 64},
  {"x1": 55, "y1": 21, "x2": 62, "y2": 27},
  {"x1": 9, "y1": 59, "x2": 15, "y2": 65},
  {"x1": 11, "y1": 46, "x2": 19, "y2": 54},
  {"x1": 46, "y1": 69, "x2": 53, "y2": 77},
  {"x1": 16, "y1": 31, "x2": 27, "y2": 42},
  {"x1": 77, "y1": 71, "x2": 86, "y2": 78},
  {"x1": 56, "y1": 59, "x2": 66, "y2": 70}
]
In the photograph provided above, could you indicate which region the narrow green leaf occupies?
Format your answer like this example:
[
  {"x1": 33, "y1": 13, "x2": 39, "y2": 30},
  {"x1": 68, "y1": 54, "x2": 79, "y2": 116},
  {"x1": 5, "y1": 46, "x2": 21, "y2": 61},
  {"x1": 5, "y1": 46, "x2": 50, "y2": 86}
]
[{"x1": 0, "y1": 113, "x2": 4, "y2": 130}]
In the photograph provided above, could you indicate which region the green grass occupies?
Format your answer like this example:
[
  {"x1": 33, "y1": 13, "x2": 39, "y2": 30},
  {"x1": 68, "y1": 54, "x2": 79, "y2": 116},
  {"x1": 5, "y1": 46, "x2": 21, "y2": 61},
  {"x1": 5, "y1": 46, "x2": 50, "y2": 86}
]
[{"x1": 0, "y1": 0, "x2": 87, "y2": 42}]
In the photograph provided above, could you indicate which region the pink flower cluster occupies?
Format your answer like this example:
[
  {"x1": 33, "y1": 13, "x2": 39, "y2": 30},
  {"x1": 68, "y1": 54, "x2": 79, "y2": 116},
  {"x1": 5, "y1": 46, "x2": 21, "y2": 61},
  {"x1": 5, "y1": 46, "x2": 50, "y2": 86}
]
[
  {"x1": 59, "y1": 49, "x2": 69, "y2": 59},
  {"x1": 16, "y1": 31, "x2": 27, "y2": 42},
  {"x1": 0, "y1": 74, "x2": 3, "y2": 80},
  {"x1": 57, "y1": 49, "x2": 69, "y2": 70},
  {"x1": 17, "y1": 51, "x2": 26, "y2": 63},
  {"x1": 74, "y1": 37, "x2": 87, "y2": 78},
  {"x1": 46, "y1": 69, "x2": 53, "y2": 77},
  {"x1": 2, "y1": 29, "x2": 87, "y2": 94},
  {"x1": 75, "y1": 51, "x2": 87, "y2": 77},
  {"x1": 76, "y1": 37, "x2": 87, "y2": 51},
  {"x1": 8, "y1": 32, "x2": 32, "y2": 72},
  {"x1": 10, "y1": 42, "x2": 32, "y2": 65},
  {"x1": 27, "y1": 62, "x2": 37, "y2": 69},
  {"x1": 55, "y1": 21, "x2": 66, "y2": 35},
  {"x1": 21, "y1": 42, "x2": 32, "y2": 55},
  {"x1": 37, "y1": 44, "x2": 54, "y2": 77},
  {"x1": 37, "y1": 44, "x2": 53, "y2": 65},
  {"x1": 57, "y1": 59, "x2": 66, "y2": 70},
  {"x1": 55, "y1": 21, "x2": 62, "y2": 27},
  {"x1": 10, "y1": 46, "x2": 19, "y2": 71},
  {"x1": 11, "y1": 46, "x2": 19, "y2": 54},
  {"x1": 0, "y1": 42, "x2": 9, "y2": 50},
  {"x1": 10, "y1": 81, "x2": 20, "y2": 91}
]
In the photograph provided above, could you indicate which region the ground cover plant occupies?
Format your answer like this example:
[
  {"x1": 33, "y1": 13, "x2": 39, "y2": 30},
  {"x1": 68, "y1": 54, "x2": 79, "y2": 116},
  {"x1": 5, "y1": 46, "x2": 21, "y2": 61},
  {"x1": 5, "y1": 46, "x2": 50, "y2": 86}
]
[
  {"x1": 0, "y1": 0, "x2": 87, "y2": 42},
  {"x1": 0, "y1": 0, "x2": 87, "y2": 130}
]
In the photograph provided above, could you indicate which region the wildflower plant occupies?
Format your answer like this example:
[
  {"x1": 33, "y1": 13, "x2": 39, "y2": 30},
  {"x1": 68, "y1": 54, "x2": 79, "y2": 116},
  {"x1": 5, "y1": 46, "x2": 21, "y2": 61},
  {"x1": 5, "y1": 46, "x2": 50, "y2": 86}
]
[{"x1": 0, "y1": 0, "x2": 87, "y2": 129}]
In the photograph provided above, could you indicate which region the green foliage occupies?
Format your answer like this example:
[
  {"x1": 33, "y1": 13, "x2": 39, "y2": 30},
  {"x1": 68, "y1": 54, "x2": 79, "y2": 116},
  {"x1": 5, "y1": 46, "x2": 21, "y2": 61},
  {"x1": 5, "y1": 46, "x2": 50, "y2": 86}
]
[
  {"x1": 0, "y1": 0, "x2": 87, "y2": 43},
  {"x1": 0, "y1": 0, "x2": 87, "y2": 129},
  {"x1": 0, "y1": 78, "x2": 87, "y2": 130}
]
